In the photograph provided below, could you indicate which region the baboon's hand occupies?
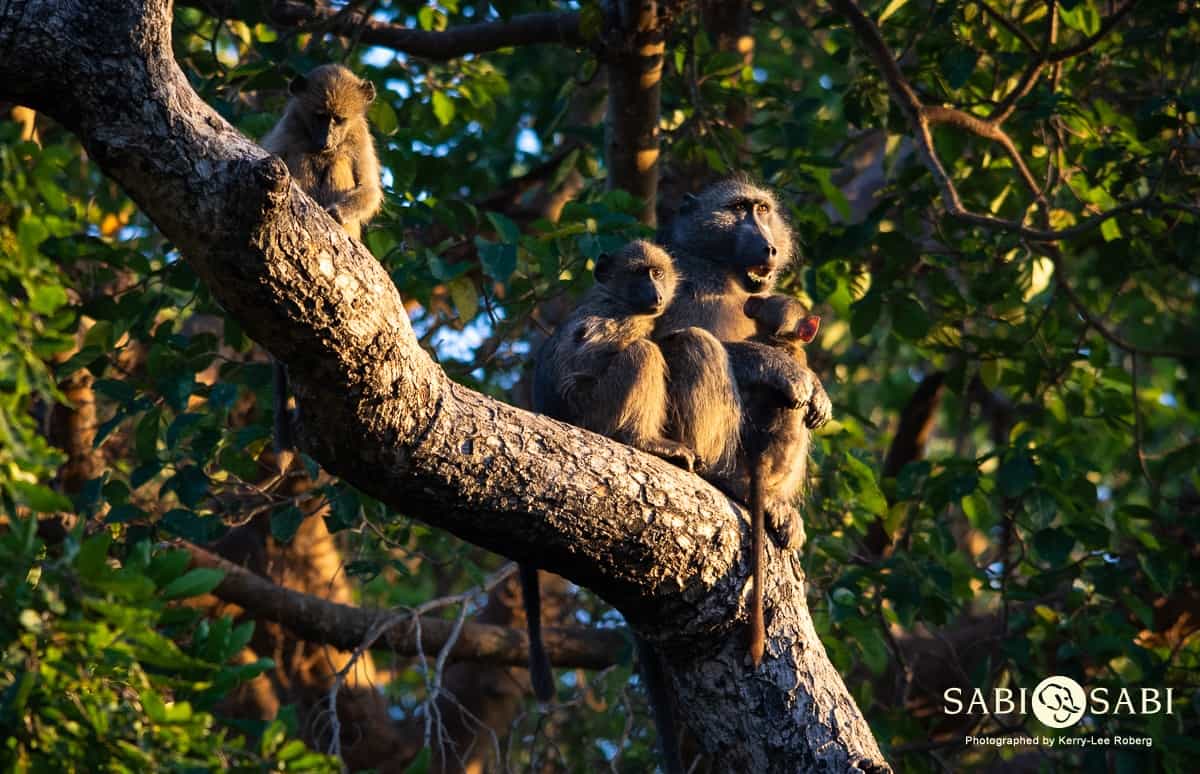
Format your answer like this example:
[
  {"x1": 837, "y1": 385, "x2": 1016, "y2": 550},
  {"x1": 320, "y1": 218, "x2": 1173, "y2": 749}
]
[
  {"x1": 726, "y1": 341, "x2": 811, "y2": 408},
  {"x1": 804, "y1": 378, "x2": 832, "y2": 429},
  {"x1": 639, "y1": 438, "x2": 698, "y2": 474},
  {"x1": 766, "y1": 500, "x2": 806, "y2": 550},
  {"x1": 325, "y1": 202, "x2": 347, "y2": 224}
]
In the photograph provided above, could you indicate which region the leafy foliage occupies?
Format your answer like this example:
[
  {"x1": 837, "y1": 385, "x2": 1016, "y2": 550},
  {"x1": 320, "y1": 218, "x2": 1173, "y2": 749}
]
[{"x1": 0, "y1": 518, "x2": 337, "y2": 771}]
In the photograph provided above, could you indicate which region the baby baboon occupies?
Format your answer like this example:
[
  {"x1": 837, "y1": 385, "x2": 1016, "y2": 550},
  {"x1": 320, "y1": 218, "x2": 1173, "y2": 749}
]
[
  {"x1": 739, "y1": 294, "x2": 829, "y2": 666},
  {"x1": 525, "y1": 240, "x2": 695, "y2": 704},
  {"x1": 261, "y1": 64, "x2": 383, "y2": 472}
]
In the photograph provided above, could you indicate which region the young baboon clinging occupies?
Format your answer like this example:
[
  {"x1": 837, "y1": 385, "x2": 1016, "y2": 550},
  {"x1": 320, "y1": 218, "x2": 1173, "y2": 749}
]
[
  {"x1": 532, "y1": 240, "x2": 696, "y2": 470},
  {"x1": 524, "y1": 240, "x2": 696, "y2": 705},
  {"x1": 261, "y1": 64, "x2": 383, "y2": 472},
  {"x1": 739, "y1": 295, "x2": 830, "y2": 666}
]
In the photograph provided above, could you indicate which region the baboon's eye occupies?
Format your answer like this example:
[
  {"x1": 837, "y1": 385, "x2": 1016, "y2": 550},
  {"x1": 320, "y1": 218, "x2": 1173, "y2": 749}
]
[
  {"x1": 333, "y1": 116, "x2": 346, "y2": 124},
  {"x1": 755, "y1": 202, "x2": 770, "y2": 216},
  {"x1": 650, "y1": 267, "x2": 665, "y2": 281}
]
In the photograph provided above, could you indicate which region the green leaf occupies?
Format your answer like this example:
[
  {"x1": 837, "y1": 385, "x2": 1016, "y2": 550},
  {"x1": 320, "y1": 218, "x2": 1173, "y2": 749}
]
[
  {"x1": 813, "y1": 168, "x2": 851, "y2": 221},
  {"x1": 94, "y1": 377, "x2": 136, "y2": 404},
  {"x1": 851, "y1": 289, "x2": 882, "y2": 339},
  {"x1": 135, "y1": 407, "x2": 161, "y2": 462},
  {"x1": 367, "y1": 99, "x2": 398, "y2": 136},
  {"x1": 940, "y1": 47, "x2": 979, "y2": 90},
  {"x1": 485, "y1": 211, "x2": 521, "y2": 244},
  {"x1": 432, "y1": 91, "x2": 455, "y2": 126},
  {"x1": 891, "y1": 296, "x2": 931, "y2": 341},
  {"x1": 997, "y1": 453, "x2": 1036, "y2": 498},
  {"x1": 8, "y1": 481, "x2": 72, "y2": 513},
  {"x1": 476, "y1": 239, "x2": 517, "y2": 283},
  {"x1": 159, "y1": 508, "x2": 220, "y2": 543},
  {"x1": 75, "y1": 532, "x2": 113, "y2": 580},
  {"x1": 843, "y1": 454, "x2": 888, "y2": 516},
  {"x1": 167, "y1": 465, "x2": 209, "y2": 509},
  {"x1": 82, "y1": 320, "x2": 115, "y2": 350},
  {"x1": 166, "y1": 412, "x2": 205, "y2": 448},
  {"x1": 324, "y1": 487, "x2": 360, "y2": 532},
  {"x1": 447, "y1": 275, "x2": 478, "y2": 322},
  {"x1": 877, "y1": 0, "x2": 909, "y2": 25},
  {"x1": 271, "y1": 505, "x2": 305, "y2": 545},
  {"x1": 160, "y1": 567, "x2": 225, "y2": 600},
  {"x1": 1033, "y1": 528, "x2": 1074, "y2": 566},
  {"x1": 980, "y1": 359, "x2": 1002, "y2": 390},
  {"x1": 29, "y1": 283, "x2": 68, "y2": 315},
  {"x1": 148, "y1": 548, "x2": 192, "y2": 588},
  {"x1": 1059, "y1": 2, "x2": 1100, "y2": 35}
]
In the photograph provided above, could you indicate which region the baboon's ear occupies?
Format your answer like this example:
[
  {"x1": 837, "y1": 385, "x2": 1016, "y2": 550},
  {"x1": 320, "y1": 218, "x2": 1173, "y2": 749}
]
[
  {"x1": 593, "y1": 252, "x2": 613, "y2": 284},
  {"x1": 678, "y1": 192, "x2": 699, "y2": 214},
  {"x1": 359, "y1": 79, "x2": 377, "y2": 103},
  {"x1": 794, "y1": 315, "x2": 821, "y2": 344},
  {"x1": 289, "y1": 74, "x2": 309, "y2": 95},
  {"x1": 743, "y1": 296, "x2": 764, "y2": 317}
]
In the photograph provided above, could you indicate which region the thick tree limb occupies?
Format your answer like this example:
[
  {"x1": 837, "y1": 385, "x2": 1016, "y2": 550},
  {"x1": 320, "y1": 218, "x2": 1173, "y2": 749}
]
[
  {"x1": 185, "y1": 541, "x2": 626, "y2": 668},
  {"x1": 0, "y1": 1, "x2": 888, "y2": 768},
  {"x1": 185, "y1": 1, "x2": 585, "y2": 60},
  {"x1": 606, "y1": 0, "x2": 665, "y2": 225}
]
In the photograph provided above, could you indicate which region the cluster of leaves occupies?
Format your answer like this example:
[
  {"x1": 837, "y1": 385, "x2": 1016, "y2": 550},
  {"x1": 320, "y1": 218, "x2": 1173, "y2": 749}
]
[
  {"x1": 0, "y1": 517, "x2": 337, "y2": 772},
  {"x1": 788, "y1": 1, "x2": 1200, "y2": 769}
]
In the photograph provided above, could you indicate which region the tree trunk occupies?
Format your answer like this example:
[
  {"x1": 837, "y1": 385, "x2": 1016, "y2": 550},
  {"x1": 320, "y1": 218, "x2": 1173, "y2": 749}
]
[{"x1": 0, "y1": 2, "x2": 888, "y2": 769}]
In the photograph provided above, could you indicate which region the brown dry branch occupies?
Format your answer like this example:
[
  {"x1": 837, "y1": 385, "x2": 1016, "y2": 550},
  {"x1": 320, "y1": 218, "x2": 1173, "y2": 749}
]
[
  {"x1": 187, "y1": 541, "x2": 627, "y2": 668},
  {"x1": 863, "y1": 371, "x2": 947, "y2": 558},
  {"x1": 828, "y1": 0, "x2": 1191, "y2": 245}
]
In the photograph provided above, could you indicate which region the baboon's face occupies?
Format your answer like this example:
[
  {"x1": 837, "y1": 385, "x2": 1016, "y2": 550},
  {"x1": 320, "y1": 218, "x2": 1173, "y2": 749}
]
[
  {"x1": 672, "y1": 181, "x2": 794, "y2": 293},
  {"x1": 744, "y1": 296, "x2": 819, "y2": 344},
  {"x1": 595, "y1": 243, "x2": 679, "y2": 316},
  {"x1": 289, "y1": 65, "x2": 376, "y2": 154},
  {"x1": 298, "y1": 102, "x2": 353, "y2": 153}
]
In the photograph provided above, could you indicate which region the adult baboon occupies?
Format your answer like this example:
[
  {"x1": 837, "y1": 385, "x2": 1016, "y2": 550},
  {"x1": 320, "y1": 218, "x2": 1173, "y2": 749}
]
[{"x1": 656, "y1": 177, "x2": 831, "y2": 516}]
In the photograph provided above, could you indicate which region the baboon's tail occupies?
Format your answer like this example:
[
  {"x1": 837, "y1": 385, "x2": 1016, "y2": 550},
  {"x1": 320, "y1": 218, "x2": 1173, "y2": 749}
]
[
  {"x1": 519, "y1": 563, "x2": 554, "y2": 701},
  {"x1": 749, "y1": 463, "x2": 766, "y2": 667},
  {"x1": 637, "y1": 635, "x2": 685, "y2": 774}
]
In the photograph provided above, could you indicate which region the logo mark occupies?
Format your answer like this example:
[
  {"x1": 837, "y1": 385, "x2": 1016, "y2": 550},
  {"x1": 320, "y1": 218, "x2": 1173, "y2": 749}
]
[{"x1": 1032, "y1": 676, "x2": 1087, "y2": 728}]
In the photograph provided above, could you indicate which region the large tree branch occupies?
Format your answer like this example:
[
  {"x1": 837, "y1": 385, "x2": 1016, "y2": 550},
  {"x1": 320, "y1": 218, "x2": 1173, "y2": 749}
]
[
  {"x1": 605, "y1": 0, "x2": 666, "y2": 225},
  {"x1": 186, "y1": 1, "x2": 585, "y2": 60},
  {"x1": 186, "y1": 541, "x2": 625, "y2": 668},
  {"x1": 0, "y1": 1, "x2": 888, "y2": 768}
]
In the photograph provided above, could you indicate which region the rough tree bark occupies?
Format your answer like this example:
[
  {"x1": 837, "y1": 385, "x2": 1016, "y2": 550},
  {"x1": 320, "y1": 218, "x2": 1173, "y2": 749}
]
[{"x1": 0, "y1": 1, "x2": 888, "y2": 769}]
